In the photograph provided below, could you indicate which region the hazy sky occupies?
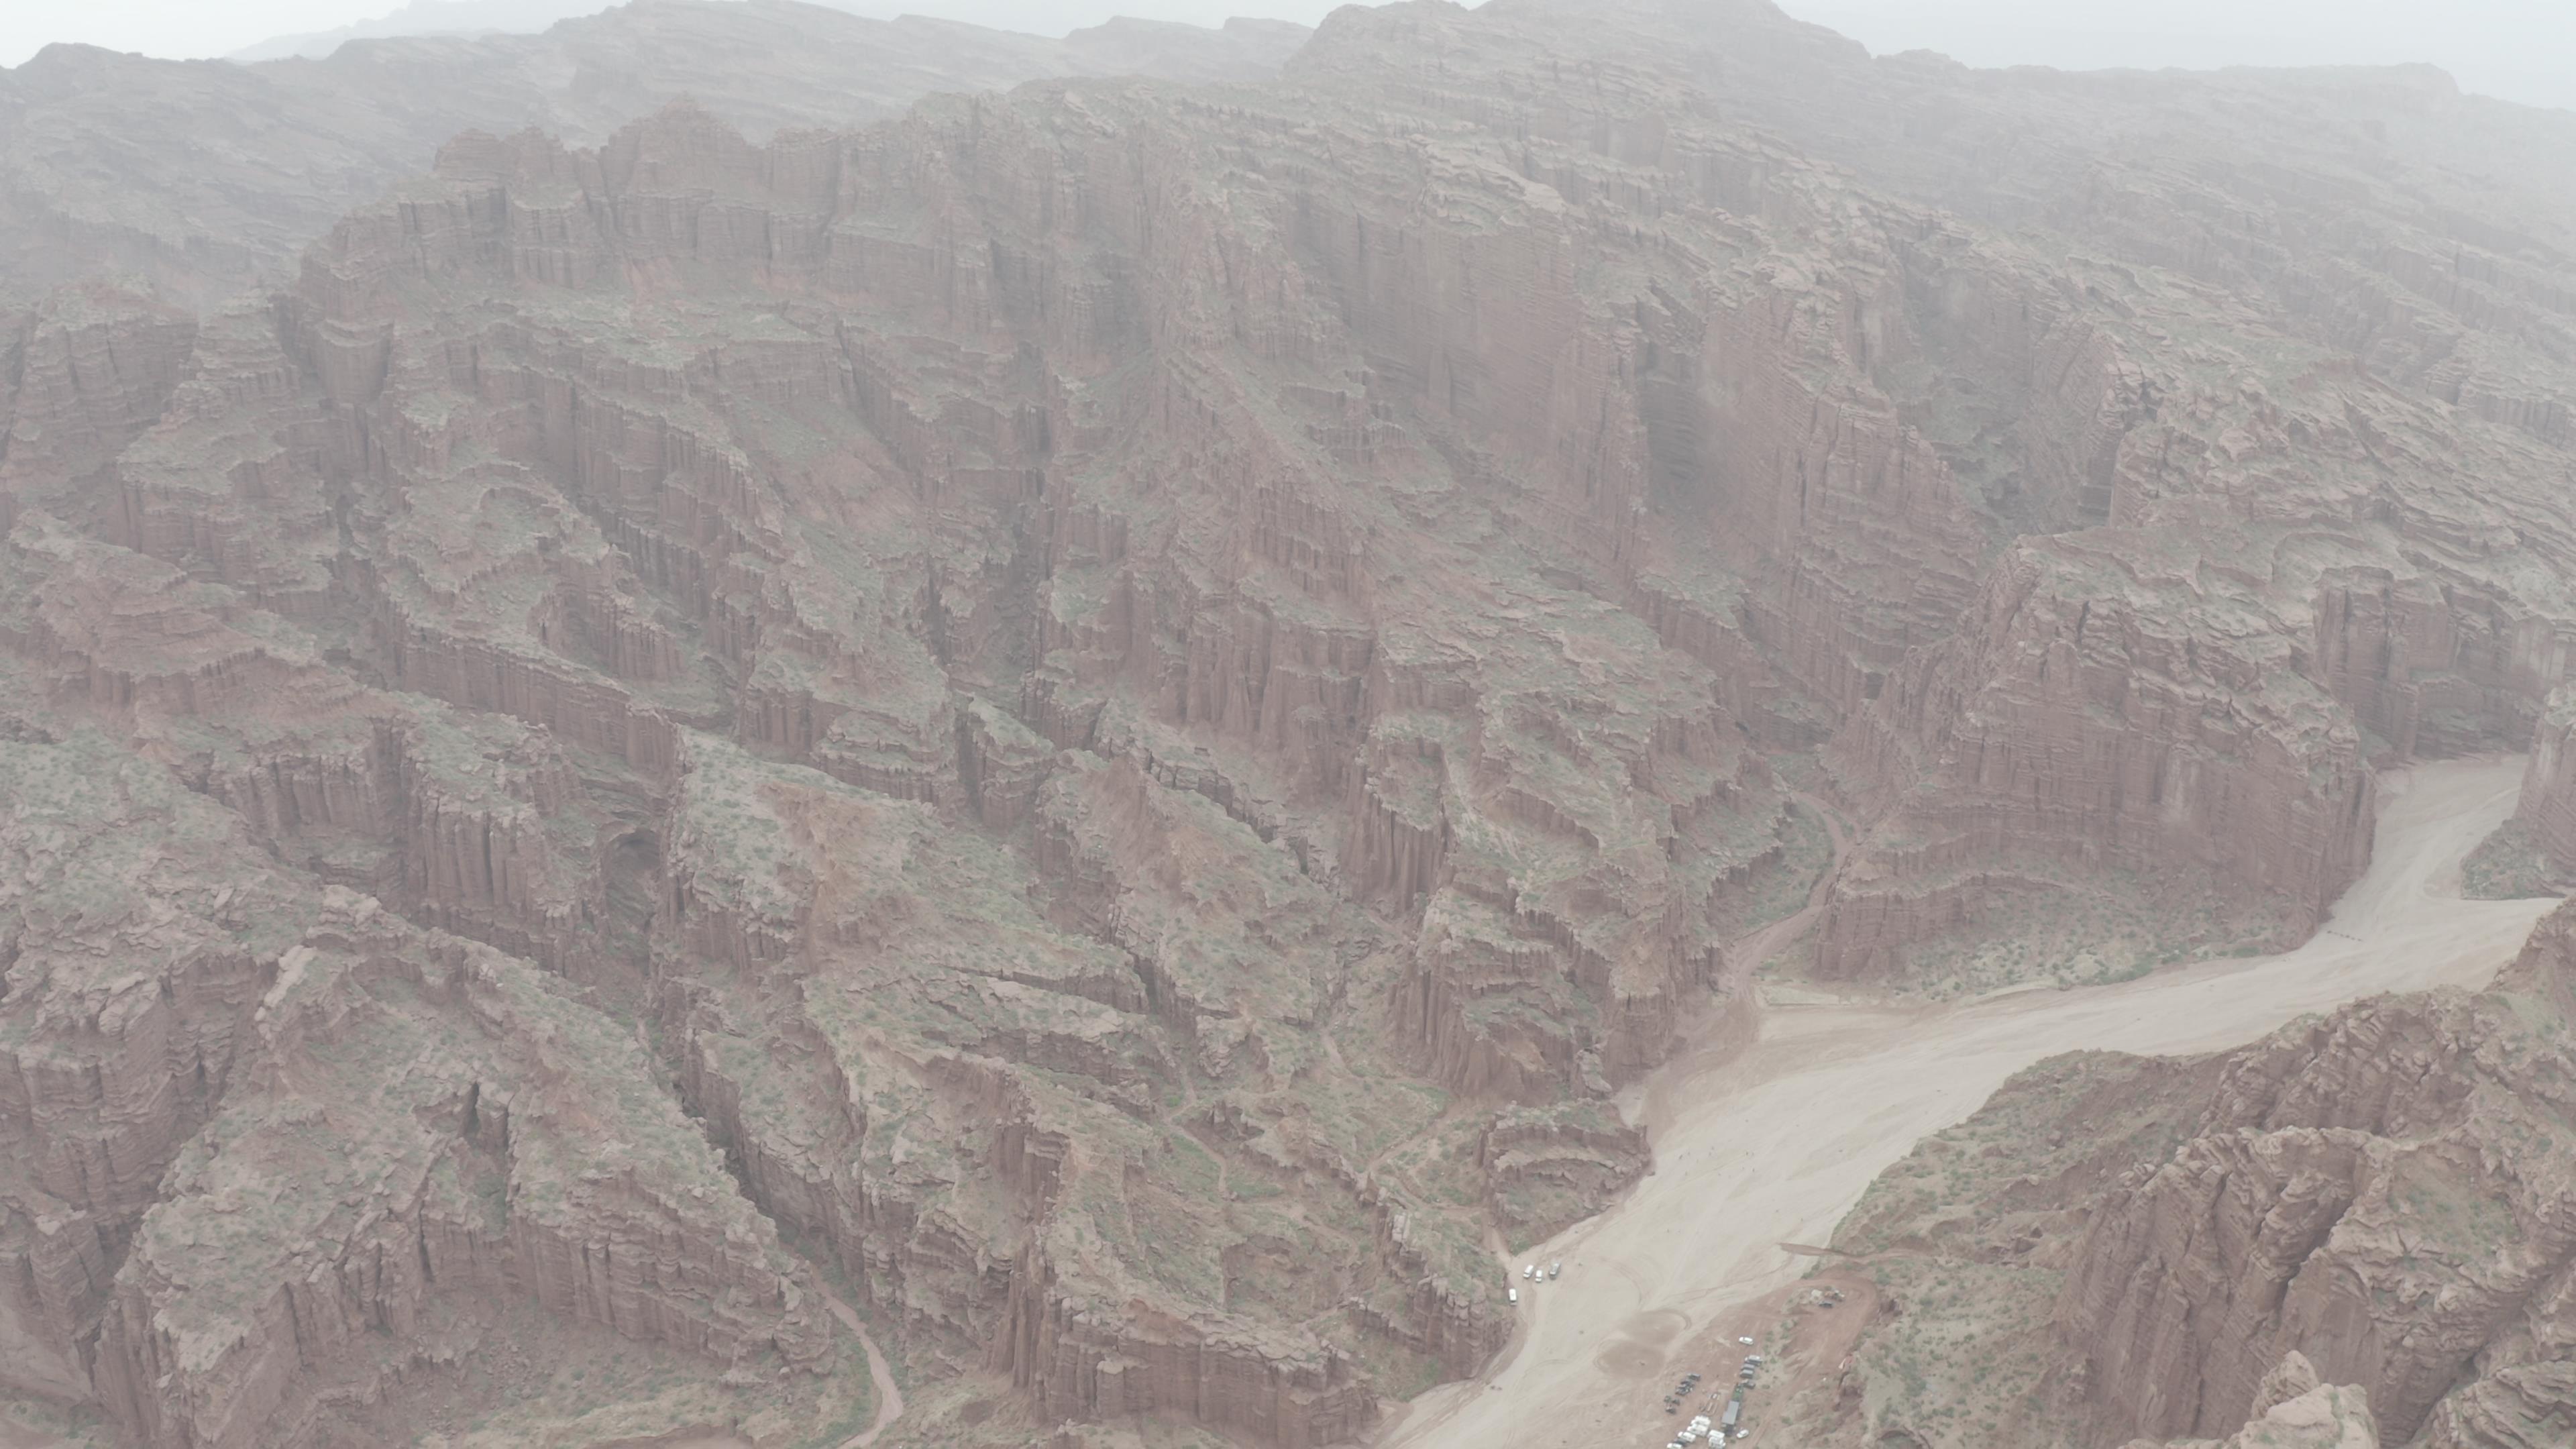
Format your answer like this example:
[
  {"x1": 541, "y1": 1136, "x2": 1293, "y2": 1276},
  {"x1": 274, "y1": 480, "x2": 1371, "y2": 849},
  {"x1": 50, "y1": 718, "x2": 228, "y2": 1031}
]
[{"x1": 2, "y1": 0, "x2": 2569, "y2": 111}]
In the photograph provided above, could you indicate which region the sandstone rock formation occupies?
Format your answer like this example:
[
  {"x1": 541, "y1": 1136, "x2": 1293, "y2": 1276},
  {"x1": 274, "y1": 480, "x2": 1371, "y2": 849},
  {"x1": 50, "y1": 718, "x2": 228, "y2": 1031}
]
[
  {"x1": 1776, "y1": 900, "x2": 2576, "y2": 1449},
  {"x1": 1478, "y1": 1100, "x2": 1651, "y2": 1245},
  {"x1": 4, "y1": 0, "x2": 2576, "y2": 1444},
  {"x1": 2118, "y1": 1354, "x2": 2382, "y2": 1449},
  {"x1": 1279, "y1": 0, "x2": 2576, "y2": 989},
  {"x1": 2512, "y1": 687, "x2": 2576, "y2": 881},
  {"x1": 1495, "y1": 0, "x2": 2576, "y2": 982},
  {"x1": 0, "y1": 0, "x2": 1309, "y2": 309},
  {"x1": 0, "y1": 720, "x2": 829, "y2": 1439}
]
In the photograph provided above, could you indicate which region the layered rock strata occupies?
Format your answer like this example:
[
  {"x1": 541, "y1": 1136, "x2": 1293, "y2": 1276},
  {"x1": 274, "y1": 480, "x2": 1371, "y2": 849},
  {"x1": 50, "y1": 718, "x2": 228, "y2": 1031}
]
[
  {"x1": 1359, "y1": 0, "x2": 2576, "y2": 981},
  {"x1": 0, "y1": 718, "x2": 826, "y2": 1446},
  {"x1": 1776, "y1": 899, "x2": 2576, "y2": 1449},
  {"x1": 2116, "y1": 1353, "x2": 2383, "y2": 1449},
  {"x1": 5, "y1": 0, "x2": 2576, "y2": 1443},
  {"x1": 0, "y1": 0, "x2": 1311, "y2": 309}
]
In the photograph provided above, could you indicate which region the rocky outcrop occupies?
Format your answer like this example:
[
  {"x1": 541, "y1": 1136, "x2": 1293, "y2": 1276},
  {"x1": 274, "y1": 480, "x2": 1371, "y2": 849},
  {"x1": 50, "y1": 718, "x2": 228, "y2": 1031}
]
[
  {"x1": 2514, "y1": 686, "x2": 2576, "y2": 877},
  {"x1": 996, "y1": 1271, "x2": 1374, "y2": 1449},
  {"x1": 0, "y1": 731, "x2": 273, "y2": 1405},
  {"x1": 2058, "y1": 921, "x2": 2576, "y2": 1444},
  {"x1": 959, "y1": 696, "x2": 1056, "y2": 828},
  {"x1": 0, "y1": 1, "x2": 1313, "y2": 309},
  {"x1": 1784, "y1": 901, "x2": 2576, "y2": 1449},
  {"x1": 0, "y1": 287, "x2": 199, "y2": 512},
  {"x1": 0, "y1": 716, "x2": 824, "y2": 1449},
  {"x1": 1820, "y1": 536, "x2": 2379, "y2": 975},
  {"x1": 1477, "y1": 1100, "x2": 1652, "y2": 1244},
  {"x1": 87, "y1": 906, "x2": 829, "y2": 1449},
  {"x1": 2117, "y1": 1353, "x2": 2382, "y2": 1449},
  {"x1": 7, "y1": 1, "x2": 2576, "y2": 1444},
  {"x1": 198, "y1": 704, "x2": 610, "y2": 973},
  {"x1": 1434, "y1": 0, "x2": 2576, "y2": 982}
]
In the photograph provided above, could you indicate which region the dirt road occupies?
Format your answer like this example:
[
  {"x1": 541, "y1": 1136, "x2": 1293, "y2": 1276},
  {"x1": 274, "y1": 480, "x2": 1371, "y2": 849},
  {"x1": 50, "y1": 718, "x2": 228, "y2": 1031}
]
[
  {"x1": 636, "y1": 1289, "x2": 902, "y2": 1449},
  {"x1": 821, "y1": 1290, "x2": 906, "y2": 1449},
  {"x1": 1377, "y1": 757, "x2": 2558, "y2": 1449}
]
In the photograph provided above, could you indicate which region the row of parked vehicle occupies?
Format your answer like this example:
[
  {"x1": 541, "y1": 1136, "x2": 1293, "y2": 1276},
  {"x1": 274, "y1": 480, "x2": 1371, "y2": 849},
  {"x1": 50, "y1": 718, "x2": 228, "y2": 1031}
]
[
  {"x1": 1660, "y1": 1371, "x2": 1699, "y2": 1413},
  {"x1": 1662, "y1": 1339, "x2": 1763, "y2": 1446}
]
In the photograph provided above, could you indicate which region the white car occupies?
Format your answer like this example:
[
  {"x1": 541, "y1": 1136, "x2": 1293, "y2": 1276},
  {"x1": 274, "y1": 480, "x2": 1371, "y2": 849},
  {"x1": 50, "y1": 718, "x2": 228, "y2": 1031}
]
[{"x1": 1737, "y1": 1335, "x2": 1755, "y2": 1345}]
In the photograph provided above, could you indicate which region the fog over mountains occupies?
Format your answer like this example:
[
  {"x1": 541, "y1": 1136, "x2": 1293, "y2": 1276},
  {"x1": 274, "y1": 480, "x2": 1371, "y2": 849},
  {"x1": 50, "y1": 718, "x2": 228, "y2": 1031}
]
[{"x1": 1, "y1": 3, "x2": 2573, "y2": 1449}]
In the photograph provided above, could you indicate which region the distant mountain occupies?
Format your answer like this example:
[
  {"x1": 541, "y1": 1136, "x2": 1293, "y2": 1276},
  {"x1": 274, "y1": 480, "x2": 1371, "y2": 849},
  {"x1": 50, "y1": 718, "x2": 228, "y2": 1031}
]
[
  {"x1": 229, "y1": 0, "x2": 618, "y2": 62},
  {"x1": 810, "y1": 0, "x2": 1311, "y2": 36},
  {"x1": 229, "y1": 0, "x2": 1328, "y2": 60},
  {"x1": 2, "y1": 0, "x2": 1311, "y2": 309}
]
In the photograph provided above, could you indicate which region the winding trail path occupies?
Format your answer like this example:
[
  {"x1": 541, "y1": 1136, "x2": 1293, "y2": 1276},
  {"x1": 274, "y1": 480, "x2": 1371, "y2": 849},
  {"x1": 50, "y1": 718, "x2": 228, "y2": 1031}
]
[
  {"x1": 1375, "y1": 757, "x2": 2557, "y2": 1449},
  {"x1": 821, "y1": 1290, "x2": 906, "y2": 1449},
  {"x1": 641, "y1": 1289, "x2": 902, "y2": 1449},
  {"x1": 676, "y1": 1291, "x2": 902, "y2": 1449},
  {"x1": 1643, "y1": 791, "x2": 1850, "y2": 1132}
]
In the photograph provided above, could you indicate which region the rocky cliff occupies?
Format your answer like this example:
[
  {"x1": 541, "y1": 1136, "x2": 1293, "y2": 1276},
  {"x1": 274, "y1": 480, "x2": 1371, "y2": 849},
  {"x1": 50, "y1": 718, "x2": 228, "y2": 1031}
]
[
  {"x1": 2512, "y1": 687, "x2": 2576, "y2": 881},
  {"x1": 2116, "y1": 1353, "x2": 2383, "y2": 1449},
  {"x1": 0, "y1": 718, "x2": 830, "y2": 1446},
  {"x1": 0, "y1": 0, "x2": 1310, "y2": 310},
  {"x1": 1491, "y1": 0, "x2": 2576, "y2": 983},
  {"x1": 1772, "y1": 900, "x2": 2576, "y2": 1449},
  {"x1": 5, "y1": 0, "x2": 2576, "y2": 1444},
  {"x1": 2061, "y1": 905, "x2": 2576, "y2": 1448}
]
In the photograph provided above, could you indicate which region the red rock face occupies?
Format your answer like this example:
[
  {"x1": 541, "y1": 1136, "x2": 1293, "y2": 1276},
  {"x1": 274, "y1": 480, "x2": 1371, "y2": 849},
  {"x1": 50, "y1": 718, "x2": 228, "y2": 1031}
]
[
  {"x1": 2059, "y1": 909, "x2": 2576, "y2": 1444},
  {"x1": 1503, "y1": 0, "x2": 2576, "y2": 977},
  {"x1": 3, "y1": 1, "x2": 2575, "y2": 1445},
  {"x1": 1790, "y1": 904, "x2": 2576, "y2": 1449},
  {"x1": 0, "y1": 3, "x2": 1314, "y2": 311},
  {"x1": 1819, "y1": 537, "x2": 2382, "y2": 975},
  {"x1": 2516, "y1": 689, "x2": 2576, "y2": 876},
  {"x1": 0, "y1": 747, "x2": 828, "y2": 1444}
]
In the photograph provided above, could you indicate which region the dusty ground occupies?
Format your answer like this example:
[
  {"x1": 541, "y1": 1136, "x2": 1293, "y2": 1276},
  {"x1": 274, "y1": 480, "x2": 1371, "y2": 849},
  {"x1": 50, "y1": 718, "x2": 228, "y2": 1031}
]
[{"x1": 1371, "y1": 756, "x2": 2559, "y2": 1449}]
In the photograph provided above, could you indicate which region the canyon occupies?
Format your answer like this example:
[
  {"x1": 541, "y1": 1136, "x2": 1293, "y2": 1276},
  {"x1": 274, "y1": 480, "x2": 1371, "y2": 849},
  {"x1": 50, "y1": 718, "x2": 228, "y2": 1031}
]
[
  {"x1": 1748, "y1": 763, "x2": 2576, "y2": 1449},
  {"x1": 0, "y1": 0, "x2": 2571, "y2": 1446},
  {"x1": 1381, "y1": 757, "x2": 2562, "y2": 1449}
]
